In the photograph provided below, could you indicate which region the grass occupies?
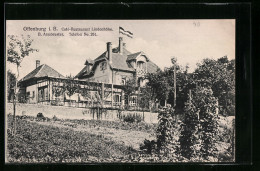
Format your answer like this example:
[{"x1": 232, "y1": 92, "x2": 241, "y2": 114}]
[
  {"x1": 6, "y1": 114, "x2": 234, "y2": 163},
  {"x1": 64, "y1": 118, "x2": 156, "y2": 133},
  {"x1": 6, "y1": 115, "x2": 137, "y2": 163}
]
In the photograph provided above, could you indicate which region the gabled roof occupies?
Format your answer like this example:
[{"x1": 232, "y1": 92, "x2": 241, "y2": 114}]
[
  {"x1": 110, "y1": 53, "x2": 135, "y2": 72},
  {"x1": 127, "y1": 52, "x2": 142, "y2": 61},
  {"x1": 147, "y1": 61, "x2": 160, "y2": 73},
  {"x1": 20, "y1": 64, "x2": 65, "y2": 82},
  {"x1": 76, "y1": 43, "x2": 160, "y2": 79},
  {"x1": 75, "y1": 65, "x2": 89, "y2": 78},
  {"x1": 84, "y1": 58, "x2": 94, "y2": 65},
  {"x1": 94, "y1": 46, "x2": 131, "y2": 62}
]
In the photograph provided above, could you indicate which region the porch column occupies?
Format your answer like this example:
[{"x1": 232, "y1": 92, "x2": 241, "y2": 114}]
[
  {"x1": 121, "y1": 90, "x2": 125, "y2": 108},
  {"x1": 101, "y1": 82, "x2": 104, "y2": 107},
  {"x1": 111, "y1": 84, "x2": 113, "y2": 107}
]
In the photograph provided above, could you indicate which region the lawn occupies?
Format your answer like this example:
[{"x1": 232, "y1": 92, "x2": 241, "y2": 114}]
[
  {"x1": 6, "y1": 114, "x2": 234, "y2": 163},
  {"x1": 6, "y1": 115, "x2": 149, "y2": 163}
]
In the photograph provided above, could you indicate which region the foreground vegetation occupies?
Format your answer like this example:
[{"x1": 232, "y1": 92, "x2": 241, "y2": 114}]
[
  {"x1": 6, "y1": 112, "x2": 234, "y2": 163},
  {"x1": 6, "y1": 115, "x2": 138, "y2": 163}
]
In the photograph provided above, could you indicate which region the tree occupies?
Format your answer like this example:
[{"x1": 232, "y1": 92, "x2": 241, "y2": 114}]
[
  {"x1": 192, "y1": 86, "x2": 219, "y2": 160},
  {"x1": 156, "y1": 107, "x2": 175, "y2": 154},
  {"x1": 63, "y1": 75, "x2": 77, "y2": 106},
  {"x1": 122, "y1": 78, "x2": 137, "y2": 109},
  {"x1": 179, "y1": 96, "x2": 200, "y2": 160},
  {"x1": 146, "y1": 70, "x2": 173, "y2": 107},
  {"x1": 194, "y1": 56, "x2": 235, "y2": 115},
  {"x1": 146, "y1": 57, "x2": 189, "y2": 108},
  {"x1": 7, "y1": 35, "x2": 38, "y2": 135},
  {"x1": 139, "y1": 86, "x2": 152, "y2": 110},
  {"x1": 7, "y1": 70, "x2": 16, "y2": 102},
  {"x1": 138, "y1": 86, "x2": 152, "y2": 120},
  {"x1": 51, "y1": 78, "x2": 65, "y2": 105}
]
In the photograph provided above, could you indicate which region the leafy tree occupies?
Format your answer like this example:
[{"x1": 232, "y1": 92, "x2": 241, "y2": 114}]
[
  {"x1": 63, "y1": 75, "x2": 77, "y2": 105},
  {"x1": 51, "y1": 78, "x2": 65, "y2": 105},
  {"x1": 79, "y1": 83, "x2": 91, "y2": 103},
  {"x1": 156, "y1": 107, "x2": 175, "y2": 153},
  {"x1": 122, "y1": 78, "x2": 137, "y2": 109},
  {"x1": 179, "y1": 96, "x2": 200, "y2": 160},
  {"x1": 52, "y1": 79, "x2": 65, "y2": 97},
  {"x1": 146, "y1": 70, "x2": 173, "y2": 107},
  {"x1": 7, "y1": 35, "x2": 38, "y2": 135},
  {"x1": 146, "y1": 57, "x2": 190, "y2": 109},
  {"x1": 138, "y1": 86, "x2": 153, "y2": 120},
  {"x1": 192, "y1": 87, "x2": 219, "y2": 160},
  {"x1": 138, "y1": 86, "x2": 152, "y2": 110},
  {"x1": 194, "y1": 56, "x2": 235, "y2": 115},
  {"x1": 7, "y1": 70, "x2": 16, "y2": 102}
]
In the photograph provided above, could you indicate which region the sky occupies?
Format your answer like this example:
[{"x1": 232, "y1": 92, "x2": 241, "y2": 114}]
[{"x1": 6, "y1": 20, "x2": 235, "y2": 80}]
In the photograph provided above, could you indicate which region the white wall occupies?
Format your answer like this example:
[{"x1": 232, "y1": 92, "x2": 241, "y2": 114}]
[
  {"x1": 91, "y1": 61, "x2": 112, "y2": 83},
  {"x1": 26, "y1": 84, "x2": 37, "y2": 103}
]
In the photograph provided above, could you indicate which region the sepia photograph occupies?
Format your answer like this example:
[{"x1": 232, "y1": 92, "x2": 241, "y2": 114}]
[{"x1": 5, "y1": 20, "x2": 235, "y2": 163}]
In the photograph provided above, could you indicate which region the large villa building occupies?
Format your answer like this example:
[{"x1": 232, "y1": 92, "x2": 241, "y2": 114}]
[
  {"x1": 75, "y1": 37, "x2": 159, "y2": 86},
  {"x1": 17, "y1": 37, "x2": 160, "y2": 109}
]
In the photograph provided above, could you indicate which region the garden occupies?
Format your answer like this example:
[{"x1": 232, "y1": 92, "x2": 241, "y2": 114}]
[
  {"x1": 6, "y1": 34, "x2": 235, "y2": 162},
  {"x1": 6, "y1": 107, "x2": 234, "y2": 163}
]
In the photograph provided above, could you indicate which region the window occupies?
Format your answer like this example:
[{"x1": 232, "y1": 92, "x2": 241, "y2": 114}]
[
  {"x1": 113, "y1": 94, "x2": 121, "y2": 106},
  {"x1": 130, "y1": 96, "x2": 137, "y2": 106},
  {"x1": 122, "y1": 77, "x2": 126, "y2": 85},
  {"x1": 100, "y1": 61, "x2": 107, "y2": 71},
  {"x1": 45, "y1": 88, "x2": 48, "y2": 100},
  {"x1": 26, "y1": 92, "x2": 30, "y2": 100},
  {"x1": 32, "y1": 91, "x2": 35, "y2": 98},
  {"x1": 38, "y1": 89, "x2": 43, "y2": 102},
  {"x1": 137, "y1": 61, "x2": 144, "y2": 69}
]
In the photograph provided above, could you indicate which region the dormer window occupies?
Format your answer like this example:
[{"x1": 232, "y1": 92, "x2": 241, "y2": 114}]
[
  {"x1": 137, "y1": 61, "x2": 145, "y2": 69},
  {"x1": 100, "y1": 61, "x2": 107, "y2": 71},
  {"x1": 122, "y1": 77, "x2": 126, "y2": 85}
]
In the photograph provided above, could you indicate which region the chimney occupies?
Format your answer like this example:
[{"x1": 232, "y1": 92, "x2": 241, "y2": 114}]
[
  {"x1": 119, "y1": 37, "x2": 123, "y2": 54},
  {"x1": 36, "y1": 60, "x2": 40, "y2": 68},
  {"x1": 107, "y1": 42, "x2": 112, "y2": 63}
]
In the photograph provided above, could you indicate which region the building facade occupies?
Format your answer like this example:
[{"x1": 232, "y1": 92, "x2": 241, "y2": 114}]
[
  {"x1": 75, "y1": 37, "x2": 159, "y2": 86},
  {"x1": 17, "y1": 37, "x2": 160, "y2": 110}
]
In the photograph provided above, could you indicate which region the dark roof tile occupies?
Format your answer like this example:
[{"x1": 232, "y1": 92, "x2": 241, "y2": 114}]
[
  {"x1": 20, "y1": 64, "x2": 64, "y2": 82},
  {"x1": 110, "y1": 53, "x2": 135, "y2": 72},
  {"x1": 127, "y1": 52, "x2": 142, "y2": 61},
  {"x1": 147, "y1": 61, "x2": 160, "y2": 73},
  {"x1": 76, "y1": 45, "x2": 160, "y2": 78}
]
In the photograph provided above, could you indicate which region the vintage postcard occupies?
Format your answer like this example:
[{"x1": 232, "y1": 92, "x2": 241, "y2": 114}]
[{"x1": 5, "y1": 20, "x2": 235, "y2": 163}]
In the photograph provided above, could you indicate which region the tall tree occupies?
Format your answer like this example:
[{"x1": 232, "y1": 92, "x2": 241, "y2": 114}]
[
  {"x1": 192, "y1": 86, "x2": 219, "y2": 160},
  {"x1": 146, "y1": 70, "x2": 173, "y2": 107},
  {"x1": 194, "y1": 56, "x2": 235, "y2": 115},
  {"x1": 7, "y1": 70, "x2": 16, "y2": 102},
  {"x1": 7, "y1": 35, "x2": 38, "y2": 135},
  {"x1": 179, "y1": 96, "x2": 200, "y2": 160}
]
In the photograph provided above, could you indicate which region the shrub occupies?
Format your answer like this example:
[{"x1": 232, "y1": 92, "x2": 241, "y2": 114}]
[
  {"x1": 122, "y1": 113, "x2": 142, "y2": 123},
  {"x1": 37, "y1": 113, "x2": 44, "y2": 118},
  {"x1": 156, "y1": 107, "x2": 175, "y2": 154},
  {"x1": 52, "y1": 115, "x2": 59, "y2": 121},
  {"x1": 193, "y1": 87, "x2": 219, "y2": 160},
  {"x1": 140, "y1": 139, "x2": 157, "y2": 154},
  {"x1": 179, "y1": 99, "x2": 200, "y2": 160},
  {"x1": 36, "y1": 113, "x2": 48, "y2": 122}
]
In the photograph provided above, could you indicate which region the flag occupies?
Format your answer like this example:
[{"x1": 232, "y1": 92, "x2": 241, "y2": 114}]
[{"x1": 119, "y1": 26, "x2": 133, "y2": 38}]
